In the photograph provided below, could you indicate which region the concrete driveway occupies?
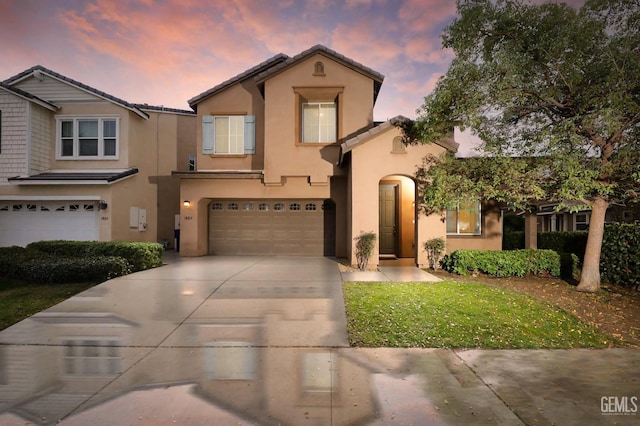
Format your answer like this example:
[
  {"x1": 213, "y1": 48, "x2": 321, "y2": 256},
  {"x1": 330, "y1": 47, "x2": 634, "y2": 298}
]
[{"x1": 0, "y1": 255, "x2": 638, "y2": 425}]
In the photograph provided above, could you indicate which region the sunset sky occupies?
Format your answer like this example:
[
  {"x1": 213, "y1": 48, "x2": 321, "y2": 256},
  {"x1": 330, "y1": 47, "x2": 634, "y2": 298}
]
[{"x1": 0, "y1": 0, "x2": 585, "y2": 155}]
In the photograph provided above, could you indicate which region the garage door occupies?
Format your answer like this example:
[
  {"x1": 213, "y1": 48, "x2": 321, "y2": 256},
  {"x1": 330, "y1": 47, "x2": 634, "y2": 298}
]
[
  {"x1": 0, "y1": 201, "x2": 99, "y2": 247},
  {"x1": 208, "y1": 199, "x2": 335, "y2": 256}
]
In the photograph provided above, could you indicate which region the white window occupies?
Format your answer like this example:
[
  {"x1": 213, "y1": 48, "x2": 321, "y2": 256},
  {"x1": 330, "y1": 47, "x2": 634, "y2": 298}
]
[
  {"x1": 202, "y1": 115, "x2": 255, "y2": 155},
  {"x1": 214, "y1": 116, "x2": 244, "y2": 154},
  {"x1": 301, "y1": 352, "x2": 337, "y2": 392},
  {"x1": 57, "y1": 117, "x2": 118, "y2": 159},
  {"x1": 62, "y1": 339, "x2": 121, "y2": 376},
  {"x1": 204, "y1": 342, "x2": 257, "y2": 380},
  {"x1": 302, "y1": 103, "x2": 336, "y2": 143},
  {"x1": 447, "y1": 200, "x2": 481, "y2": 235}
]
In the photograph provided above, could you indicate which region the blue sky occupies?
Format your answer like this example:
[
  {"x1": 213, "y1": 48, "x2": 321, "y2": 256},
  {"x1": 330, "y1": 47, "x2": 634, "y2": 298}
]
[{"x1": 0, "y1": 0, "x2": 585, "y2": 155}]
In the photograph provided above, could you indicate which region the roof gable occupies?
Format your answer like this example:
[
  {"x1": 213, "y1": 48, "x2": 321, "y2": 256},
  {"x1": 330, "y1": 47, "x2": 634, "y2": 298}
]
[
  {"x1": 0, "y1": 82, "x2": 59, "y2": 111},
  {"x1": 339, "y1": 115, "x2": 459, "y2": 163},
  {"x1": 255, "y1": 45, "x2": 385, "y2": 101},
  {"x1": 187, "y1": 53, "x2": 289, "y2": 109},
  {"x1": 3, "y1": 65, "x2": 149, "y2": 119}
]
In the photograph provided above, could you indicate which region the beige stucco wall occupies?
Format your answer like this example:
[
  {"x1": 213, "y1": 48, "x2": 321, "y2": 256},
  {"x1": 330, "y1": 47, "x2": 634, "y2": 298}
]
[
  {"x1": 446, "y1": 200, "x2": 503, "y2": 252},
  {"x1": 263, "y1": 53, "x2": 374, "y2": 184},
  {"x1": 348, "y1": 126, "x2": 448, "y2": 268},
  {"x1": 195, "y1": 82, "x2": 265, "y2": 171}
]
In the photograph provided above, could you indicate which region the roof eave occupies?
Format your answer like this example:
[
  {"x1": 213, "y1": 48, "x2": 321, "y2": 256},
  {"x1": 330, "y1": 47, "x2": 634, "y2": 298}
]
[{"x1": 5, "y1": 67, "x2": 149, "y2": 119}]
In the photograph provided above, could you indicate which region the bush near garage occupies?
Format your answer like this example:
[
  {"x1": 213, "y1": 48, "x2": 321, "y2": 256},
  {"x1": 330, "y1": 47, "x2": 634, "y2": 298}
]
[
  {"x1": 441, "y1": 249, "x2": 579, "y2": 280},
  {"x1": 0, "y1": 246, "x2": 130, "y2": 284},
  {"x1": 27, "y1": 240, "x2": 164, "y2": 272}
]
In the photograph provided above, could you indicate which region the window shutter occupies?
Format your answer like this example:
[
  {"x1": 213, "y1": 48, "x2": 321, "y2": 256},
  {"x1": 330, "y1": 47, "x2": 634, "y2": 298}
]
[
  {"x1": 244, "y1": 115, "x2": 256, "y2": 155},
  {"x1": 202, "y1": 115, "x2": 214, "y2": 154}
]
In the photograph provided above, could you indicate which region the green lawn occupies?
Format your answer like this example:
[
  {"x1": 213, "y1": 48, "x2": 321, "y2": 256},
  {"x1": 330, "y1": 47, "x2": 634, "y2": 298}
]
[
  {"x1": 0, "y1": 279, "x2": 95, "y2": 331},
  {"x1": 343, "y1": 281, "x2": 613, "y2": 349}
]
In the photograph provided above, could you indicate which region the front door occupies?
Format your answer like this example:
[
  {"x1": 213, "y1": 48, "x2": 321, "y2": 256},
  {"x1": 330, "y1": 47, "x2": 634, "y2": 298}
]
[{"x1": 379, "y1": 184, "x2": 398, "y2": 255}]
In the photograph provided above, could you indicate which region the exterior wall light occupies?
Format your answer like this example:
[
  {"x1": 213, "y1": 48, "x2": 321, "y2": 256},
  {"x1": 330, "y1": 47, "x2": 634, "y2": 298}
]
[
  {"x1": 98, "y1": 201, "x2": 108, "y2": 210},
  {"x1": 183, "y1": 200, "x2": 191, "y2": 207}
]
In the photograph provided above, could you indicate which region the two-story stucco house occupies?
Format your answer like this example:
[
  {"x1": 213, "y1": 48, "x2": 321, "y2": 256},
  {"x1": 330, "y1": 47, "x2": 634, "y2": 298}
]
[
  {"x1": 174, "y1": 45, "x2": 502, "y2": 267},
  {"x1": 0, "y1": 66, "x2": 195, "y2": 248}
]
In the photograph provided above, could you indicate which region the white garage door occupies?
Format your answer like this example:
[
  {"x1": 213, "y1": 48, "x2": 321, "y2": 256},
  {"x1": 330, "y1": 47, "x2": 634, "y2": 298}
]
[
  {"x1": 0, "y1": 201, "x2": 99, "y2": 247},
  {"x1": 208, "y1": 199, "x2": 335, "y2": 256}
]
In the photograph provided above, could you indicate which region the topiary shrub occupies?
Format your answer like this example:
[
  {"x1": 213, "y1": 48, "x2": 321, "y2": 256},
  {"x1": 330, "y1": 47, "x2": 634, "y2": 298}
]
[
  {"x1": 441, "y1": 249, "x2": 576, "y2": 278},
  {"x1": 354, "y1": 232, "x2": 377, "y2": 271},
  {"x1": 423, "y1": 238, "x2": 445, "y2": 270}
]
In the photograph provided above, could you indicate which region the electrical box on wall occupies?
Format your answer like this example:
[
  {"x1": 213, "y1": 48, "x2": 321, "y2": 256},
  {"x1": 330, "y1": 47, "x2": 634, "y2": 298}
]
[{"x1": 129, "y1": 207, "x2": 147, "y2": 232}]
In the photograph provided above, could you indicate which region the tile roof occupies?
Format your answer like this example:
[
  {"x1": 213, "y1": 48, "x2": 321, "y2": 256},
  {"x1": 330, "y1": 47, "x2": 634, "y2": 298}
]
[
  {"x1": 132, "y1": 104, "x2": 195, "y2": 115},
  {"x1": 255, "y1": 44, "x2": 385, "y2": 101},
  {"x1": 3, "y1": 65, "x2": 149, "y2": 119},
  {"x1": 0, "y1": 82, "x2": 59, "y2": 111},
  {"x1": 8, "y1": 168, "x2": 139, "y2": 184},
  {"x1": 339, "y1": 115, "x2": 459, "y2": 163},
  {"x1": 187, "y1": 53, "x2": 289, "y2": 109}
]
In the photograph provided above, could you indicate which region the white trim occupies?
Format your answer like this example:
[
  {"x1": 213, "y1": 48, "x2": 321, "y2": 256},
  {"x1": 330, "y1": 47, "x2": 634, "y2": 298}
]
[
  {"x1": 0, "y1": 195, "x2": 101, "y2": 201},
  {"x1": 26, "y1": 102, "x2": 32, "y2": 175}
]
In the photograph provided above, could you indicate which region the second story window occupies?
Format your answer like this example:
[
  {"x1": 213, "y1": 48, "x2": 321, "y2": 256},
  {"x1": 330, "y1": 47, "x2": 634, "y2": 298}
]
[
  {"x1": 57, "y1": 117, "x2": 118, "y2": 159},
  {"x1": 302, "y1": 103, "x2": 336, "y2": 143},
  {"x1": 202, "y1": 114, "x2": 255, "y2": 155}
]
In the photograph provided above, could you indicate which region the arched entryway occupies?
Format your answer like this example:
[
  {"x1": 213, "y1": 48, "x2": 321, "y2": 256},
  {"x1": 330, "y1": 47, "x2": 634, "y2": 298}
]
[{"x1": 379, "y1": 175, "x2": 416, "y2": 261}]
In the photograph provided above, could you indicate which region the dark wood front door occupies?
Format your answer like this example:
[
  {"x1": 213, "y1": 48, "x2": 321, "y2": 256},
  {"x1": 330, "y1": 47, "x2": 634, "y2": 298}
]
[{"x1": 379, "y1": 185, "x2": 398, "y2": 255}]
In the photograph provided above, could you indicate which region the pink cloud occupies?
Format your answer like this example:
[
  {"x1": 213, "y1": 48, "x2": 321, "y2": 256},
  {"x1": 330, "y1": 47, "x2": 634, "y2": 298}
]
[{"x1": 397, "y1": 0, "x2": 456, "y2": 33}]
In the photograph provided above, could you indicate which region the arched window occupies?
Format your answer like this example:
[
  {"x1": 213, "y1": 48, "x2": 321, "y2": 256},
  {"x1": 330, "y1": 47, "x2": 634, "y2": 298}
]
[{"x1": 313, "y1": 61, "x2": 325, "y2": 76}]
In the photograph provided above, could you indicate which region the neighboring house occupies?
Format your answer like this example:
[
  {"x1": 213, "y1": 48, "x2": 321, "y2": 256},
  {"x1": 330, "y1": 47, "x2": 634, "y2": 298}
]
[
  {"x1": 174, "y1": 45, "x2": 502, "y2": 267},
  {"x1": 536, "y1": 203, "x2": 640, "y2": 233},
  {"x1": 0, "y1": 66, "x2": 195, "y2": 248}
]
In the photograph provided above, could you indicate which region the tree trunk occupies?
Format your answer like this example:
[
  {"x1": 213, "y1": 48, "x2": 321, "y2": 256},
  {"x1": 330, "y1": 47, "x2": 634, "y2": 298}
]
[{"x1": 576, "y1": 196, "x2": 609, "y2": 292}]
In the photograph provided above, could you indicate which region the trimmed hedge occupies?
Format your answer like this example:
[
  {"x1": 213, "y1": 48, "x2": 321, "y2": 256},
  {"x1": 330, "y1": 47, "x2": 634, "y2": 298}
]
[
  {"x1": 27, "y1": 241, "x2": 164, "y2": 272},
  {"x1": 0, "y1": 246, "x2": 130, "y2": 284},
  {"x1": 441, "y1": 249, "x2": 579, "y2": 279},
  {"x1": 539, "y1": 232, "x2": 588, "y2": 261},
  {"x1": 503, "y1": 224, "x2": 640, "y2": 286},
  {"x1": 503, "y1": 231, "x2": 588, "y2": 259},
  {"x1": 601, "y1": 223, "x2": 640, "y2": 288}
]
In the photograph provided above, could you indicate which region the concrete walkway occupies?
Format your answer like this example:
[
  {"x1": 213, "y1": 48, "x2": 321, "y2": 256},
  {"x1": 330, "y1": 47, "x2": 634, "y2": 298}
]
[
  {"x1": 341, "y1": 266, "x2": 441, "y2": 282},
  {"x1": 0, "y1": 255, "x2": 637, "y2": 425}
]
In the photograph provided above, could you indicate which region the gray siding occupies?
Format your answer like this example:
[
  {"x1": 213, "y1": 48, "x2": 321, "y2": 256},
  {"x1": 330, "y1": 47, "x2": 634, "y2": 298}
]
[
  {"x1": 14, "y1": 75, "x2": 99, "y2": 103},
  {"x1": 29, "y1": 104, "x2": 52, "y2": 173},
  {"x1": 0, "y1": 92, "x2": 28, "y2": 183}
]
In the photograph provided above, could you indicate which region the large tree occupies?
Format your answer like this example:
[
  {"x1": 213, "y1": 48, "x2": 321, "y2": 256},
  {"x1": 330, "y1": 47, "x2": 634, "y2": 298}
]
[{"x1": 413, "y1": 0, "x2": 640, "y2": 292}]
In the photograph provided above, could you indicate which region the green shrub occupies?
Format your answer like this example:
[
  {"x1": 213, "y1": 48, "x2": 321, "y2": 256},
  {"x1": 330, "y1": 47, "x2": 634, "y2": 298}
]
[
  {"x1": 441, "y1": 249, "x2": 577, "y2": 279},
  {"x1": 423, "y1": 238, "x2": 445, "y2": 270},
  {"x1": 27, "y1": 241, "x2": 164, "y2": 272},
  {"x1": 503, "y1": 231, "x2": 525, "y2": 250},
  {"x1": 539, "y1": 232, "x2": 588, "y2": 261},
  {"x1": 601, "y1": 223, "x2": 640, "y2": 288},
  {"x1": 354, "y1": 232, "x2": 377, "y2": 271},
  {"x1": 0, "y1": 246, "x2": 130, "y2": 284}
]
